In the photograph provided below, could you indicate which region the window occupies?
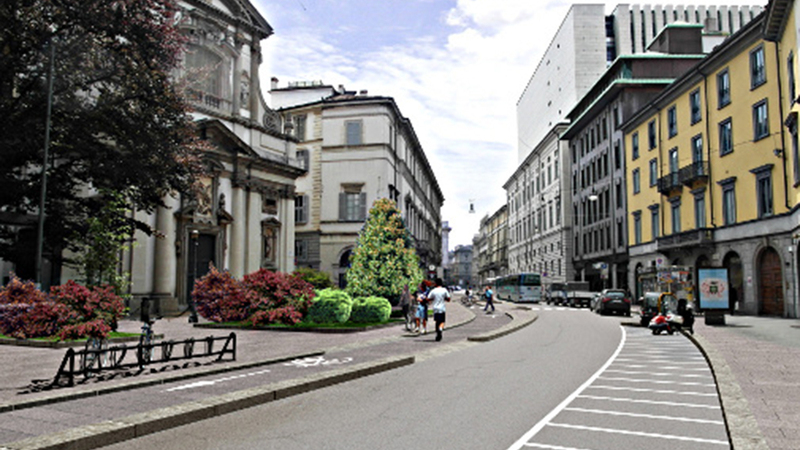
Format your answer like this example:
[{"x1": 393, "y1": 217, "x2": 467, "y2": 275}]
[
  {"x1": 632, "y1": 132, "x2": 640, "y2": 160},
  {"x1": 296, "y1": 149, "x2": 309, "y2": 171},
  {"x1": 751, "y1": 165, "x2": 774, "y2": 218},
  {"x1": 633, "y1": 212, "x2": 642, "y2": 245},
  {"x1": 294, "y1": 194, "x2": 309, "y2": 223},
  {"x1": 633, "y1": 168, "x2": 641, "y2": 194},
  {"x1": 649, "y1": 158, "x2": 658, "y2": 186},
  {"x1": 669, "y1": 148, "x2": 679, "y2": 175},
  {"x1": 750, "y1": 45, "x2": 766, "y2": 88},
  {"x1": 793, "y1": 127, "x2": 800, "y2": 186},
  {"x1": 694, "y1": 192, "x2": 706, "y2": 228},
  {"x1": 294, "y1": 114, "x2": 307, "y2": 141},
  {"x1": 719, "y1": 118, "x2": 733, "y2": 156},
  {"x1": 614, "y1": 141, "x2": 621, "y2": 170},
  {"x1": 690, "y1": 89, "x2": 702, "y2": 124},
  {"x1": 789, "y1": 52, "x2": 796, "y2": 102},
  {"x1": 691, "y1": 134, "x2": 703, "y2": 163},
  {"x1": 617, "y1": 220, "x2": 624, "y2": 247},
  {"x1": 345, "y1": 120, "x2": 362, "y2": 146},
  {"x1": 650, "y1": 206, "x2": 660, "y2": 240},
  {"x1": 648, "y1": 120, "x2": 657, "y2": 149},
  {"x1": 720, "y1": 178, "x2": 737, "y2": 226},
  {"x1": 339, "y1": 190, "x2": 366, "y2": 221},
  {"x1": 616, "y1": 183, "x2": 623, "y2": 208},
  {"x1": 717, "y1": 69, "x2": 731, "y2": 108},
  {"x1": 670, "y1": 200, "x2": 681, "y2": 234},
  {"x1": 753, "y1": 99, "x2": 769, "y2": 141},
  {"x1": 667, "y1": 106, "x2": 677, "y2": 137},
  {"x1": 295, "y1": 239, "x2": 308, "y2": 262}
]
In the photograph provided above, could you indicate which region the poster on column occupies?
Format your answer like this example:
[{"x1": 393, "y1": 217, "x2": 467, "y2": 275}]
[{"x1": 698, "y1": 268, "x2": 729, "y2": 309}]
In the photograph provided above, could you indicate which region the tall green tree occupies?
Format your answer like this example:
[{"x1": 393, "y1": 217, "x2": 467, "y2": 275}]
[
  {"x1": 0, "y1": 0, "x2": 205, "y2": 273},
  {"x1": 346, "y1": 198, "x2": 423, "y2": 301}
]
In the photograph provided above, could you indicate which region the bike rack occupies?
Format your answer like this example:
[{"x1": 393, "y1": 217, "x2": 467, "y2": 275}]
[{"x1": 51, "y1": 332, "x2": 236, "y2": 387}]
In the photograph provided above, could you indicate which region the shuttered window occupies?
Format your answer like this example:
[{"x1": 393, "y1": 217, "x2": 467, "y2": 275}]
[{"x1": 339, "y1": 192, "x2": 366, "y2": 221}]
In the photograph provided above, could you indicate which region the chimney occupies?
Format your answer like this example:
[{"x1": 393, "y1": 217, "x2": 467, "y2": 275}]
[
  {"x1": 271, "y1": 77, "x2": 279, "y2": 90},
  {"x1": 359, "y1": 90, "x2": 368, "y2": 96},
  {"x1": 338, "y1": 84, "x2": 346, "y2": 94}
]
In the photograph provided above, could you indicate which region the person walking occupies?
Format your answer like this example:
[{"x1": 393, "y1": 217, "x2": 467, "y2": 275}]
[
  {"x1": 415, "y1": 283, "x2": 429, "y2": 334},
  {"x1": 428, "y1": 278, "x2": 451, "y2": 341},
  {"x1": 400, "y1": 284, "x2": 414, "y2": 332},
  {"x1": 483, "y1": 285, "x2": 495, "y2": 313}
]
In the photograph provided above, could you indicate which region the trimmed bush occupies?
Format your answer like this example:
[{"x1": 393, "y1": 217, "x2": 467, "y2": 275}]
[
  {"x1": 306, "y1": 289, "x2": 352, "y2": 324},
  {"x1": 350, "y1": 296, "x2": 391, "y2": 323},
  {"x1": 292, "y1": 267, "x2": 334, "y2": 290},
  {"x1": 50, "y1": 281, "x2": 126, "y2": 339},
  {"x1": 242, "y1": 268, "x2": 315, "y2": 319},
  {"x1": 0, "y1": 276, "x2": 48, "y2": 338}
]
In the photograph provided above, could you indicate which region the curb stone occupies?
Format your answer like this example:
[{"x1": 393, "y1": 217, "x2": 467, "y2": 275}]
[
  {"x1": 0, "y1": 355, "x2": 414, "y2": 450},
  {"x1": 468, "y1": 308, "x2": 538, "y2": 342},
  {"x1": 683, "y1": 330, "x2": 769, "y2": 450}
]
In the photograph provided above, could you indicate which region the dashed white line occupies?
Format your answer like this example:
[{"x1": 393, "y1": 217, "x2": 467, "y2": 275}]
[
  {"x1": 596, "y1": 376, "x2": 715, "y2": 386},
  {"x1": 563, "y1": 407, "x2": 725, "y2": 424},
  {"x1": 523, "y1": 444, "x2": 595, "y2": 450},
  {"x1": 576, "y1": 395, "x2": 721, "y2": 409},
  {"x1": 164, "y1": 369, "x2": 271, "y2": 392},
  {"x1": 545, "y1": 423, "x2": 728, "y2": 445},
  {"x1": 587, "y1": 385, "x2": 718, "y2": 397}
]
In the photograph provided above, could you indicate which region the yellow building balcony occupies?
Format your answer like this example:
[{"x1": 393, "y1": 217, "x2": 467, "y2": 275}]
[
  {"x1": 656, "y1": 228, "x2": 714, "y2": 252},
  {"x1": 678, "y1": 161, "x2": 710, "y2": 186},
  {"x1": 657, "y1": 172, "x2": 682, "y2": 195}
]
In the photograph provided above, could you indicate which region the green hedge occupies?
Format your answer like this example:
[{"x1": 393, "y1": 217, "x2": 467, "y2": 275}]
[
  {"x1": 306, "y1": 289, "x2": 352, "y2": 324},
  {"x1": 350, "y1": 296, "x2": 391, "y2": 323}
]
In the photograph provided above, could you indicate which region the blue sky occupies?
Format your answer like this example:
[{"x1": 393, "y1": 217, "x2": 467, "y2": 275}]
[{"x1": 255, "y1": 0, "x2": 766, "y2": 249}]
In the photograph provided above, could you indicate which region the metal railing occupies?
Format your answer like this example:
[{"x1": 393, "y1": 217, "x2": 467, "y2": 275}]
[
  {"x1": 51, "y1": 333, "x2": 236, "y2": 388},
  {"x1": 678, "y1": 161, "x2": 709, "y2": 186}
]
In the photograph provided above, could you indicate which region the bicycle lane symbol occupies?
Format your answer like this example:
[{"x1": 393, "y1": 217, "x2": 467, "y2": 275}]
[{"x1": 283, "y1": 356, "x2": 354, "y2": 368}]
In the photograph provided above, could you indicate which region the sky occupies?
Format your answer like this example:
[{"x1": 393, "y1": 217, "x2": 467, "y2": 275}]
[{"x1": 254, "y1": 0, "x2": 766, "y2": 250}]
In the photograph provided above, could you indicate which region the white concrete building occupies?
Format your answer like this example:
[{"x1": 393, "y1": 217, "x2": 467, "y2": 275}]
[{"x1": 272, "y1": 81, "x2": 444, "y2": 287}]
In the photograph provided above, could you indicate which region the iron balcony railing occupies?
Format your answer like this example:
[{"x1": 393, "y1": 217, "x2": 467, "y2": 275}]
[
  {"x1": 656, "y1": 228, "x2": 714, "y2": 251},
  {"x1": 679, "y1": 161, "x2": 710, "y2": 186},
  {"x1": 657, "y1": 172, "x2": 682, "y2": 195}
]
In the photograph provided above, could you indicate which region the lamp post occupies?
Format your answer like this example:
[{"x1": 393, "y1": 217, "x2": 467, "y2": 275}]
[
  {"x1": 188, "y1": 229, "x2": 199, "y2": 323},
  {"x1": 35, "y1": 40, "x2": 56, "y2": 289}
]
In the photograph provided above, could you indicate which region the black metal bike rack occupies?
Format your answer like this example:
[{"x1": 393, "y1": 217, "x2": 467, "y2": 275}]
[{"x1": 51, "y1": 332, "x2": 236, "y2": 387}]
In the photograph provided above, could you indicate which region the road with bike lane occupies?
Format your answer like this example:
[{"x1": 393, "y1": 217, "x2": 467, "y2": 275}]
[{"x1": 1, "y1": 305, "x2": 729, "y2": 450}]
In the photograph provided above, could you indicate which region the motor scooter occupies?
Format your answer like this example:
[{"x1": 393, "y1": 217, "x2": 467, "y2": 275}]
[{"x1": 648, "y1": 311, "x2": 684, "y2": 335}]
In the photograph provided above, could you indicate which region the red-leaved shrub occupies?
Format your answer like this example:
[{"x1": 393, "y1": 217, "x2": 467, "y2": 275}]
[
  {"x1": 192, "y1": 266, "x2": 315, "y2": 326},
  {"x1": 0, "y1": 275, "x2": 50, "y2": 338},
  {"x1": 50, "y1": 281, "x2": 126, "y2": 339},
  {"x1": 192, "y1": 266, "x2": 253, "y2": 323}
]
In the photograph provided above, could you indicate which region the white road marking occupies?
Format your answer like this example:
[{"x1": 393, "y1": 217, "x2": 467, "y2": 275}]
[
  {"x1": 576, "y1": 395, "x2": 721, "y2": 409},
  {"x1": 597, "y1": 376, "x2": 715, "y2": 386},
  {"x1": 523, "y1": 444, "x2": 595, "y2": 450},
  {"x1": 614, "y1": 358, "x2": 706, "y2": 364},
  {"x1": 603, "y1": 369, "x2": 712, "y2": 378},
  {"x1": 505, "y1": 327, "x2": 628, "y2": 450},
  {"x1": 164, "y1": 369, "x2": 271, "y2": 392},
  {"x1": 283, "y1": 356, "x2": 354, "y2": 367},
  {"x1": 546, "y1": 423, "x2": 728, "y2": 445},
  {"x1": 563, "y1": 407, "x2": 725, "y2": 424},
  {"x1": 611, "y1": 364, "x2": 710, "y2": 371},
  {"x1": 587, "y1": 385, "x2": 718, "y2": 397}
]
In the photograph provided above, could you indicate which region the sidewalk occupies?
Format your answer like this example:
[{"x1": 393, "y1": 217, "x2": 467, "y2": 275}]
[{"x1": 690, "y1": 315, "x2": 800, "y2": 450}]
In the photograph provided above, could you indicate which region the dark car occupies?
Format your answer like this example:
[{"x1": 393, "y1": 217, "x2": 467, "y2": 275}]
[{"x1": 594, "y1": 289, "x2": 631, "y2": 316}]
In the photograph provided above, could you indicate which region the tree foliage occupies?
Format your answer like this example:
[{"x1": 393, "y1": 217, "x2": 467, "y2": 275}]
[
  {"x1": 345, "y1": 198, "x2": 423, "y2": 300},
  {"x1": 0, "y1": 0, "x2": 205, "y2": 267}
]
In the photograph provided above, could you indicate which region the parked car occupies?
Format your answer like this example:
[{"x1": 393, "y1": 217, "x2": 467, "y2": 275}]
[
  {"x1": 639, "y1": 292, "x2": 678, "y2": 326},
  {"x1": 593, "y1": 289, "x2": 631, "y2": 316}
]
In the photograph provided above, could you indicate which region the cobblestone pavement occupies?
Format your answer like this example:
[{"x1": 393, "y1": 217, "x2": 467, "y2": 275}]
[{"x1": 693, "y1": 315, "x2": 800, "y2": 450}]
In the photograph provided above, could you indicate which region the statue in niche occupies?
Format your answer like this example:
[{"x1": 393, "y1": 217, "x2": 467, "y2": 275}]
[{"x1": 240, "y1": 73, "x2": 250, "y2": 107}]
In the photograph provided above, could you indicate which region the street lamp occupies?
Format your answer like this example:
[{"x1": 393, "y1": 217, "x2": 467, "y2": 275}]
[{"x1": 188, "y1": 229, "x2": 199, "y2": 323}]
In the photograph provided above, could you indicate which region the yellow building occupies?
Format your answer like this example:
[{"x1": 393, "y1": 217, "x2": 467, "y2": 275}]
[{"x1": 623, "y1": 1, "x2": 800, "y2": 317}]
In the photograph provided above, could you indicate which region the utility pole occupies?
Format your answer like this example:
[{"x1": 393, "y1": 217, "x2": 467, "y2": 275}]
[{"x1": 35, "y1": 41, "x2": 56, "y2": 288}]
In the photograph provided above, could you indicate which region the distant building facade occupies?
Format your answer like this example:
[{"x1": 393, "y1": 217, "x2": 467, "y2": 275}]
[
  {"x1": 272, "y1": 81, "x2": 444, "y2": 287},
  {"x1": 473, "y1": 205, "x2": 508, "y2": 286},
  {"x1": 450, "y1": 245, "x2": 473, "y2": 288}
]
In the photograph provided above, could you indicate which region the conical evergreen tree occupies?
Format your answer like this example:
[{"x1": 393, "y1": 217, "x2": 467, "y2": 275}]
[{"x1": 346, "y1": 198, "x2": 423, "y2": 300}]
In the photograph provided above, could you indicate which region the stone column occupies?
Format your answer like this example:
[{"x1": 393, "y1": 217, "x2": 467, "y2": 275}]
[
  {"x1": 232, "y1": 41, "x2": 242, "y2": 115},
  {"x1": 152, "y1": 196, "x2": 178, "y2": 311},
  {"x1": 246, "y1": 189, "x2": 262, "y2": 272},
  {"x1": 281, "y1": 196, "x2": 296, "y2": 272},
  {"x1": 229, "y1": 186, "x2": 245, "y2": 278}
]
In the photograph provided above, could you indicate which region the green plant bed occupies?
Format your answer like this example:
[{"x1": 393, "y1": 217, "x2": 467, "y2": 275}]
[
  {"x1": 195, "y1": 318, "x2": 404, "y2": 333},
  {"x1": 0, "y1": 331, "x2": 151, "y2": 348}
]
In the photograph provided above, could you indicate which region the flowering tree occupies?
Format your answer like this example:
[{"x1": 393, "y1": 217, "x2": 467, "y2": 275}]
[{"x1": 345, "y1": 198, "x2": 423, "y2": 300}]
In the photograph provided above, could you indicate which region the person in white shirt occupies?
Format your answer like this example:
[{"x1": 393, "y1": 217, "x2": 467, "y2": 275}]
[{"x1": 428, "y1": 278, "x2": 451, "y2": 341}]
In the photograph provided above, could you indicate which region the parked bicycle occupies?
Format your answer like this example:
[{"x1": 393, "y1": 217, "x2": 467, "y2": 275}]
[{"x1": 81, "y1": 337, "x2": 108, "y2": 376}]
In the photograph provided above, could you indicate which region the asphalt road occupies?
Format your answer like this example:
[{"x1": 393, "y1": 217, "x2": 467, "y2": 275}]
[{"x1": 99, "y1": 308, "x2": 625, "y2": 450}]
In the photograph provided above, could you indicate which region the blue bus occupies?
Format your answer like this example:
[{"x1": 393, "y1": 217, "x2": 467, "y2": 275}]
[{"x1": 495, "y1": 273, "x2": 542, "y2": 303}]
